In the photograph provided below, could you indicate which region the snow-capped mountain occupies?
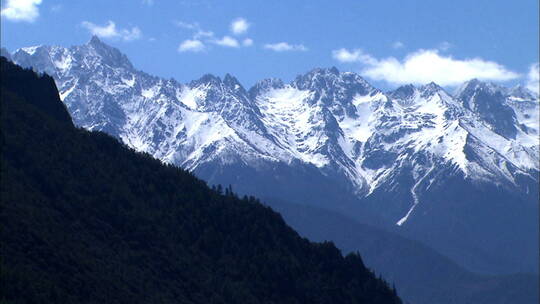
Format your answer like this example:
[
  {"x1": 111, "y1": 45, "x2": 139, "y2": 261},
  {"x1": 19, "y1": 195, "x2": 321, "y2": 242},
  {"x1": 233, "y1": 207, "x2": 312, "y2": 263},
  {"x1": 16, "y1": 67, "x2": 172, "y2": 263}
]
[{"x1": 5, "y1": 37, "x2": 539, "y2": 275}]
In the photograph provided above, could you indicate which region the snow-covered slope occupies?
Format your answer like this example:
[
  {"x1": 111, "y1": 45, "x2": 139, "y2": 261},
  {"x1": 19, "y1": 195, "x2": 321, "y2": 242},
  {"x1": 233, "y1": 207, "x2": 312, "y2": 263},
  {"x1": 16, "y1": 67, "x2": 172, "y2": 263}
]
[{"x1": 7, "y1": 38, "x2": 539, "y2": 274}]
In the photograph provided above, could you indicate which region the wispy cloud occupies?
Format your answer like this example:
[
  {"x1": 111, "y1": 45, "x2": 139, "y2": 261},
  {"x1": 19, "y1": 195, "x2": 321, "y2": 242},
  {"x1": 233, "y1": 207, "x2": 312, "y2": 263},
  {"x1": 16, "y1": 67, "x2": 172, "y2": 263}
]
[
  {"x1": 178, "y1": 39, "x2": 205, "y2": 53},
  {"x1": 82, "y1": 21, "x2": 142, "y2": 41},
  {"x1": 175, "y1": 21, "x2": 198, "y2": 30},
  {"x1": 438, "y1": 41, "x2": 453, "y2": 51},
  {"x1": 264, "y1": 42, "x2": 307, "y2": 52},
  {"x1": 1, "y1": 0, "x2": 42, "y2": 22},
  {"x1": 332, "y1": 48, "x2": 375, "y2": 63},
  {"x1": 526, "y1": 63, "x2": 539, "y2": 95},
  {"x1": 392, "y1": 41, "x2": 404, "y2": 49},
  {"x1": 142, "y1": 0, "x2": 154, "y2": 6},
  {"x1": 175, "y1": 19, "x2": 254, "y2": 53},
  {"x1": 212, "y1": 36, "x2": 240, "y2": 48},
  {"x1": 175, "y1": 21, "x2": 215, "y2": 39},
  {"x1": 332, "y1": 47, "x2": 519, "y2": 86},
  {"x1": 230, "y1": 18, "x2": 249, "y2": 35},
  {"x1": 242, "y1": 38, "x2": 253, "y2": 47}
]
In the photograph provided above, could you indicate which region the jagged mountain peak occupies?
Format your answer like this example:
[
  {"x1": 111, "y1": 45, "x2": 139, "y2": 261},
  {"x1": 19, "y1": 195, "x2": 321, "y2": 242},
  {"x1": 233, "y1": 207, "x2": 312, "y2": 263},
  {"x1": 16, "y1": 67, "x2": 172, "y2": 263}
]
[
  {"x1": 458, "y1": 78, "x2": 482, "y2": 89},
  {"x1": 389, "y1": 84, "x2": 416, "y2": 95},
  {"x1": 190, "y1": 73, "x2": 246, "y2": 91},
  {"x1": 81, "y1": 36, "x2": 134, "y2": 69},
  {"x1": 88, "y1": 35, "x2": 104, "y2": 46},
  {"x1": 507, "y1": 85, "x2": 539, "y2": 101},
  {"x1": 456, "y1": 79, "x2": 538, "y2": 104},
  {"x1": 388, "y1": 82, "x2": 455, "y2": 109},
  {"x1": 385, "y1": 81, "x2": 442, "y2": 95},
  {"x1": 190, "y1": 73, "x2": 222, "y2": 86},
  {"x1": 223, "y1": 73, "x2": 247, "y2": 93},
  {"x1": 10, "y1": 37, "x2": 135, "y2": 75},
  {"x1": 293, "y1": 67, "x2": 341, "y2": 87},
  {"x1": 454, "y1": 79, "x2": 506, "y2": 100},
  {"x1": 455, "y1": 79, "x2": 523, "y2": 139},
  {"x1": 304, "y1": 66, "x2": 340, "y2": 76},
  {"x1": 418, "y1": 81, "x2": 447, "y2": 96},
  {"x1": 293, "y1": 67, "x2": 372, "y2": 88},
  {"x1": 456, "y1": 80, "x2": 505, "y2": 106},
  {"x1": 187, "y1": 73, "x2": 251, "y2": 108},
  {"x1": 420, "y1": 81, "x2": 441, "y2": 90},
  {"x1": 387, "y1": 84, "x2": 417, "y2": 105},
  {"x1": 15, "y1": 45, "x2": 45, "y2": 56},
  {"x1": 292, "y1": 67, "x2": 378, "y2": 110},
  {"x1": 248, "y1": 78, "x2": 285, "y2": 99}
]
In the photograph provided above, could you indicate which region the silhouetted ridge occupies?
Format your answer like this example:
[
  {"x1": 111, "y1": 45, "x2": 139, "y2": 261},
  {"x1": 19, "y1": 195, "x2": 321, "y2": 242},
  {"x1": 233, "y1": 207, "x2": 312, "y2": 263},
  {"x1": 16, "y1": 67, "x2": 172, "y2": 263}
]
[{"x1": 1, "y1": 56, "x2": 72, "y2": 126}]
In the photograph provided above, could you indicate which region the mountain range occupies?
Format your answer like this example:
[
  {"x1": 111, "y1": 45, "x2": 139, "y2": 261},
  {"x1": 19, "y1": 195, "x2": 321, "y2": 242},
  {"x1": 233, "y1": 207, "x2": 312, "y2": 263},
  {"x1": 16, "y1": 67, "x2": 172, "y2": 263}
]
[{"x1": 3, "y1": 37, "x2": 538, "y2": 278}]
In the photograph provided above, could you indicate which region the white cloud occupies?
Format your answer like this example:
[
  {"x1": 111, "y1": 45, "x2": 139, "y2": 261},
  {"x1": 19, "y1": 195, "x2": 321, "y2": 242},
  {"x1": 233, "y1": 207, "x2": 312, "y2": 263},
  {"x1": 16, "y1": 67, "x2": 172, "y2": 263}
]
[
  {"x1": 526, "y1": 63, "x2": 539, "y2": 95},
  {"x1": 122, "y1": 27, "x2": 141, "y2": 41},
  {"x1": 142, "y1": 0, "x2": 154, "y2": 5},
  {"x1": 82, "y1": 21, "x2": 118, "y2": 38},
  {"x1": 231, "y1": 18, "x2": 249, "y2": 35},
  {"x1": 332, "y1": 48, "x2": 376, "y2": 64},
  {"x1": 82, "y1": 21, "x2": 142, "y2": 41},
  {"x1": 174, "y1": 20, "x2": 214, "y2": 39},
  {"x1": 332, "y1": 48, "x2": 519, "y2": 86},
  {"x1": 194, "y1": 30, "x2": 214, "y2": 39},
  {"x1": 176, "y1": 19, "x2": 253, "y2": 53},
  {"x1": 264, "y1": 42, "x2": 307, "y2": 52},
  {"x1": 178, "y1": 39, "x2": 205, "y2": 52},
  {"x1": 1, "y1": 0, "x2": 42, "y2": 22},
  {"x1": 392, "y1": 41, "x2": 404, "y2": 49},
  {"x1": 175, "y1": 21, "x2": 198, "y2": 30},
  {"x1": 212, "y1": 36, "x2": 240, "y2": 48},
  {"x1": 242, "y1": 38, "x2": 253, "y2": 47}
]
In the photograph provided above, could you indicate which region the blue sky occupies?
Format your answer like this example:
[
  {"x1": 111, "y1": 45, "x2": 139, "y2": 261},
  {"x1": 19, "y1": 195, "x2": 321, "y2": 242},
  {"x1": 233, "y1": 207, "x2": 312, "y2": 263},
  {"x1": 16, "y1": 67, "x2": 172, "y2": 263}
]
[{"x1": 1, "y1": 0, "x2": 539, "y2": 92}]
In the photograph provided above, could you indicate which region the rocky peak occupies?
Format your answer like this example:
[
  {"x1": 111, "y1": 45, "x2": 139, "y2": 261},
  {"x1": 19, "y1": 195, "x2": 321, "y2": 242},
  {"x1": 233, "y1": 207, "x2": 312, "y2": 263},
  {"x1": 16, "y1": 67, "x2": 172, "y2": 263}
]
[
  {"x1": 82, "y1": 36, "x2": 133, "y2": 70},
  {"x1": 456, "y1": 79, "x2": 518, "y2": 138},
  {"x1": 388, "y1": 84, "x2": 417, "y2": 106},
  {"x1": 248, "y1": 78, "x2": 285, "y2": 99},
  {"x1": 454, "y1": 79, "x2": 507, "y2": 104},
  {"x1": 223, "y1": 73, "x2": 248, "y2": 95},
  {"x1": 190, "y1": 73, "x2": 222, "y2": 87},
  {"x1": 419, "y1": 82, "x2": 446, "y2": 98},
  {"x1": 293, "y1": 67, "x2": 340, "y2": 89},
  {"x1": 507, "y1": 85, "x2": 539, "y2": 101}
]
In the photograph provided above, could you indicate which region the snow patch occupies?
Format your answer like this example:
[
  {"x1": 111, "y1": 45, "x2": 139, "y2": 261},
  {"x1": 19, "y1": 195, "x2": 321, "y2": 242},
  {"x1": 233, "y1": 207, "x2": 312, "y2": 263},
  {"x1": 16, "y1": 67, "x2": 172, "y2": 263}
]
[
  {"x1": 121, "y1": 76, "x2": 135, "y2": 87},
  {"x1": 178, "y1": 87, "x2": 205, "y2": 109},
  {"x1": 20, "y1": 46, "x2": 41, "y2": 55},
  {"x1": 142, "y1": 86, "x2": 160, "y2": 99}
]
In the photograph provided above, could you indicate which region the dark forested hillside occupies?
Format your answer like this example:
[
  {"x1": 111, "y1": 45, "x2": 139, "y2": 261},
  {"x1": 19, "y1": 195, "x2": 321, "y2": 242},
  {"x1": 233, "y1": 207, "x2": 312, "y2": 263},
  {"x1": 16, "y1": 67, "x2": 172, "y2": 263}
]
[{"x1": 0, "y1": 56, "x2": 401, "y2": 303}]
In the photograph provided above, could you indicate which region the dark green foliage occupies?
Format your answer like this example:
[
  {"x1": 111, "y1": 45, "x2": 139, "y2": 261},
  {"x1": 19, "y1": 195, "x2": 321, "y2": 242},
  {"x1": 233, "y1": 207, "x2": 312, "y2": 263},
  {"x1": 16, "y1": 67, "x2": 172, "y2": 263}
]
[{"x1": 0, "y1": 57, "x2": 402, "y2": 304}]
